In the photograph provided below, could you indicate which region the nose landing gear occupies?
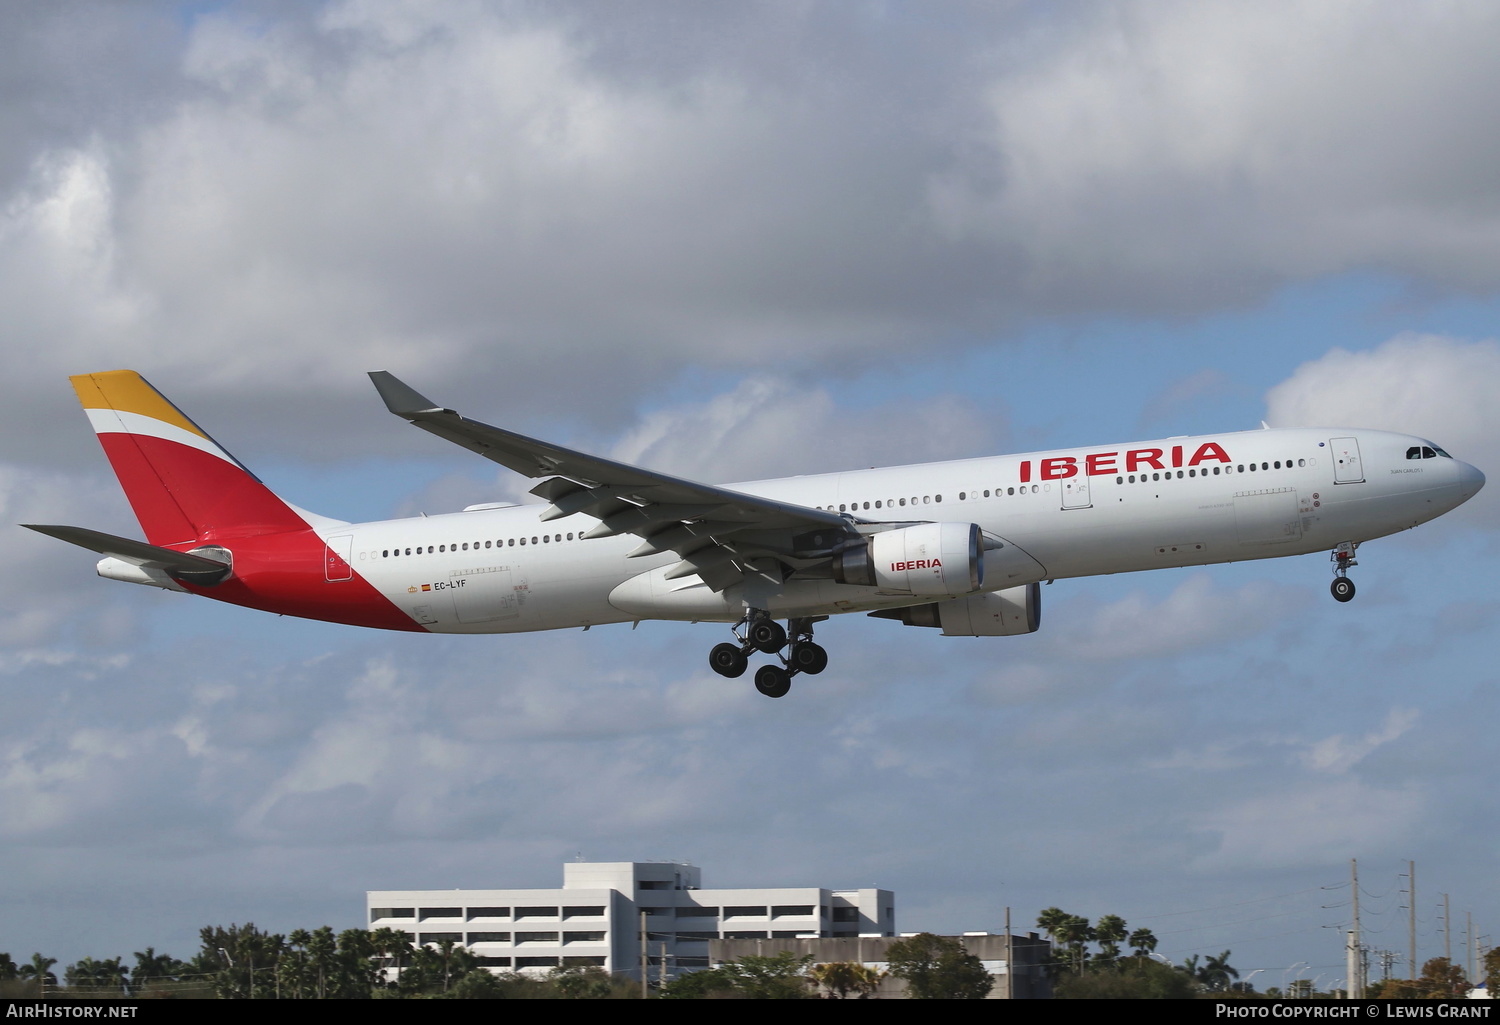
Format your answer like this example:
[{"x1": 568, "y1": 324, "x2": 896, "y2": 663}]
[
  {"x1": 707, "y1": 612, "x2": 828, "y2": 697},
  {"x1": 1330, "y1": 541, "x2": 1359, "y2": 602}
]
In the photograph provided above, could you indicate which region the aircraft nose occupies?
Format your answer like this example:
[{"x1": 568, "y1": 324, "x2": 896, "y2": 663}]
[{"x1": 1459, "y1": 459, "x2": 1486, "y2": 497}]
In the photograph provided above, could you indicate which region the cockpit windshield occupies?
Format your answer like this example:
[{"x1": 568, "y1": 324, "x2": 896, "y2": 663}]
[{"x1": 1406, "y1": 443, "x2": 1452, "y2": 460}]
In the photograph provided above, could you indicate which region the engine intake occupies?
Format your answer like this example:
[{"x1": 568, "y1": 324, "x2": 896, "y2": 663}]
[{"x1": 833, "y1": 522, "x2": 983, "y2": 596}]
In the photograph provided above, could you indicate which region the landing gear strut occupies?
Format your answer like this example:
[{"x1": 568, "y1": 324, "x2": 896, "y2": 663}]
[
  {"x1": 1330, "y1": 541, "x2": 1359, "y2": 603},
  {"x1": 707, "y1": 612, "x2": 828, "y2": 697}
]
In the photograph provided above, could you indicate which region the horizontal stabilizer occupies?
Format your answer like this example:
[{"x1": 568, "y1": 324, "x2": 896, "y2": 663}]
[{"x1": 22, "y1": 524, "x2": 232, "y2": 580}]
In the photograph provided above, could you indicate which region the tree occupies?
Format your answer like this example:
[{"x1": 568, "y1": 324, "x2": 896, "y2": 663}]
[
  {"x1": 885, "y1": 933, "x2": 993, "y2": 999},
  {"x1": 548, "y1": 965, "x2": 615, "y2": 999},
  {"x1": 1199, "y1": 950, "x2": 1239, "y2": 992},
  {"x1": 1485, "y1": 945, "x2": 1500, "y2": 998},
  {"x1": 660, "y1": 967, "x2": 738, "y2": 999},
  {"x1": 1054, "y1": 915, "x2": 1095, "y2": 973},
  {"x1": 1128, "y1": 927, "x2": 1158, "y2": 958},
  {"x1": 716, "y1": 951, "x2": 813, "y2": 999},
  {"x1": 130, "y1": 947, "x2": 186, "y2": 990},
  {"x1": 0, "y1": 954, "x2": 17, "y2": 981},
  {"x1": 1094, "y1": 915, "x2": 1127, "y2": 965},
  {"x1": 18, "y1": 954, "x2": 57, "y2": 987},
  {"x1": 1057, "y1": 957, "x2": 1199, "y2": 999},
  {"x1": 1415, "y1": 957, "x2": 1468, "y2": 999},
  {"x1": 809, "y1": 961, "x2": 883, "y2": 999}
]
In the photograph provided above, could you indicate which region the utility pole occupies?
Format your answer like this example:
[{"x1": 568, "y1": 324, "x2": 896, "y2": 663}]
[
  {"x1": 1348, "y1": 858, "x2": 1364, "y2": 998},
  {"x1": 1468, "y1": 911, "x2": 1475, "y2": 983},
  {"x1": 640, "y1": 910, "x2": 648, "y2": 999},
  {"x1": 1004, "y1": 906, "x2": 1013, "y2": 1000},
  {"x1": 1409, "y1": 860, "x2": 1417, "y2": 979},
  {"x1": 1444, "y1": 893, "x2": 1452, "y2": 964}
]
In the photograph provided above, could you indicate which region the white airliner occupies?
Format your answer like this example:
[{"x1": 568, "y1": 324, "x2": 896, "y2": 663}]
[{"x1": 25, "y1": 371, "x2": 1485, "y2": 697}]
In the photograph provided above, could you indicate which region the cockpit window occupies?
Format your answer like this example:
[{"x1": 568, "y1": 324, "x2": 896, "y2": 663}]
[
  {"x1": 1408, "y1": 445, "x2": 1450, "y2": 460},
  {"x1": 1432, "y1": 445, "x2": 1452, "y2": 458},
  {"x1": 1407, "y1": 446, "x2": 1422, "y2": 459}
]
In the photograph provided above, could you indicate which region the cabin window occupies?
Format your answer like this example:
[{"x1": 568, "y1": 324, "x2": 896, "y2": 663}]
[
  {"x1": 899, "y1": 498, "x2": 906, "y2": 506},
  {"x1": 520, "y1": 538, "x2": 526, "y2": 545}
]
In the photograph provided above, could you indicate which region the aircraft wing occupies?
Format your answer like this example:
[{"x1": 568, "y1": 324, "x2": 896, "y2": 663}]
[{"x1": 369, "y1": 372, "x2": 854, "y2": 590}]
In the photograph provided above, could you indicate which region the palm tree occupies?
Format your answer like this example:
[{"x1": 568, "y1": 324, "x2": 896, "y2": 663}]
[
  {"x1": 1201, "y1": 950, "x2": 1239, "y2": 991},
  {"x1": 18, "y1": 954, "x2": 57, "y2": 987},
  {"x1": 1054, "y1": 915, "x2": 1094, "y2": 974},
  {"x1": 1094, "y1": 915, "x2": 1128, "y2": 965},
  {"x1": 1129, "y1": 927, "x2": 1158, "y2": 958},
  {"x1": 809, "y1": 961, "x2": 884, "y2": 999},
  {"x1": 131, "y1": 947, "x2": 183, "y2": 989}
]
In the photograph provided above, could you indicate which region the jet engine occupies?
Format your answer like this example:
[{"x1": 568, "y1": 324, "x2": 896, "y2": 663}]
[
  {"x1": 870, "y1": 583, "x2": 1042, "y2": 636},
  {"x1": 831, "y1": 522, "x2": 982, "y2": 596}
]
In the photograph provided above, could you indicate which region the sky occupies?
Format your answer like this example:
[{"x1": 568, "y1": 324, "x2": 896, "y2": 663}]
[{"x1": 2, "y1": 0, "x2": 1498, "y2": 989}]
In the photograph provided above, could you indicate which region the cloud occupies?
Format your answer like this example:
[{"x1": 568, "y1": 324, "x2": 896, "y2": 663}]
[
  {"x1": 1053, "y1": 574, "x2": 1308, "y2": 662},
  {"x1": 610, "y1": 376, "x2": 1002, "y2": 483},
  {"x1": 933, "y1": 1, "x2": 1500, "y2": 309},
  {"x1": 1264, "y1": 333, "x2": 1500, "y2": 523}
]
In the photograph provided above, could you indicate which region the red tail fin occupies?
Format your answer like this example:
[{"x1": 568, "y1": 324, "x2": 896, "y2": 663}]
[{"x1": 72, "y1": 371, "x2": 310, "y2": 546}]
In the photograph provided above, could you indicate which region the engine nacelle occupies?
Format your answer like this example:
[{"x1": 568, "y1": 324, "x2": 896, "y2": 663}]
[
  {"x1": 832, "y1": 522, "x2": 983, "y2": 596},
  {"x1": 871, "y1": 583, "x2": 1042, "y2": 636}
]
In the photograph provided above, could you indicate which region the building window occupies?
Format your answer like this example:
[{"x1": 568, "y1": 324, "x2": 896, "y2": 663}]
[
  {"x1": 772, "y1": 905, "x2": 814, "y2": 917},
  {"x1": 513, "y1": 906, "x2": 559, "y2": 919},
  {"x1": 420, "y1": 907, "x2": 461, "y2": 919},
  {"x1": 515, "y1": 932, "x2": 560, "y2": 944},
  {"x1": 723, "y1": 906, "x2": 767, "y2": 917},
  {"x1": 564, "y1": 932, "x2": 605, "y2": 943},
  {"x1": 676, "y1": 907, "x2": 718, "y2": 918},
  {"x1": 466, "y1": 933, "x2": 511, "y2": 943},
  {"x1": 515, "y1": 957, "x2": 559, "y2": 968},
  {"x1": 562, "y1": 906, "x2": 605, "y2": 918},
  {"x1": 467, "y1": 907, "x2": 510, "y2": 919},
  {"x1": 562, "y1": 956, "x2": 606, "y2": 967},
  {"x1": 370, "y1": 907, "x2": 414, "y2": 920},
  {"x1": 419, "y1": 933, "x2": 462, "y2": 945}
]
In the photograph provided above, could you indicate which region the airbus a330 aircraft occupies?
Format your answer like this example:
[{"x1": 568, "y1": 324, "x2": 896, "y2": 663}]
[{"x1": 26, "y1": 371, "x2": 1485, "y2": 697}]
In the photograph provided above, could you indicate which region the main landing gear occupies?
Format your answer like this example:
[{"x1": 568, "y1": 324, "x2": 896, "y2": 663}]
[
  {"x1": 1330, "y1": 541, "x2": 1359, "y2": 603},
  {"x1": 708, "y1": 612, "x2": 828, "y2": 698}
]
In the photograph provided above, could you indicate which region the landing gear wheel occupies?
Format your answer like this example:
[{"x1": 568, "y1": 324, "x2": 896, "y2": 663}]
[
  {"x1": 788, "y1": 641, "x2": 828, "y2": 675},
  {"x1": 709, "y1": 642, "x2": 749, "y2": 678},
  {"x1": 1330, "y1": 577, "x2": 1356, "y2": 603},
  {"x1": 754, "y1": 664, "x2": 792, "y2": 698},
  {"x1": 748, "y1": 619, "x2": 787, "y2": 654}
]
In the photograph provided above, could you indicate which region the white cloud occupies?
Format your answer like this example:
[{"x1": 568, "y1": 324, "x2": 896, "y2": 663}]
[
  {"x1": 610, "y1": 376, "x2": 1001, "y2": 484},
  {"x1": 935, "y1": 1, "x2": 1500, "y2": 307},
  {"x1": 1266, "y1": 332, "x2": 1500, "y2": 453},
  {"x1": 1057, "y1": 574, "x2": 1307, "y2": 662}
]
